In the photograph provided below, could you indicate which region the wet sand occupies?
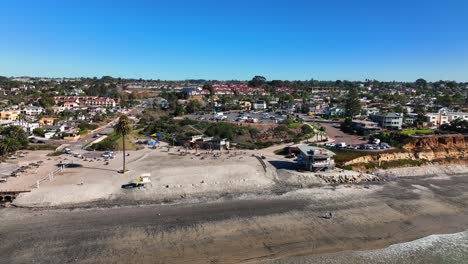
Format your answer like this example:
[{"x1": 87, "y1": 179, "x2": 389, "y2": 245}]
[{"x1": 2, "y1": 172, "x2": 468, "y2": 264}]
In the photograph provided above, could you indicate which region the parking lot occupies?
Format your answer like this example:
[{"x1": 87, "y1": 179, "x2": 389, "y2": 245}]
[
  {"x1": 184, "y1": 110, "x2": 288, "y2": 124},
  {"x1": 324, "y1": 142, "x2": 392, "y2": 151}
]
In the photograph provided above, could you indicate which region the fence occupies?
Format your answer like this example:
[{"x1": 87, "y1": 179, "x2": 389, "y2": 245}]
[
  {"x1": 254, "y1": 155, "x2": 267, "y2": 172},
  {"x1": 30, "y1": 165, "x2": 65, "y2": 189}
]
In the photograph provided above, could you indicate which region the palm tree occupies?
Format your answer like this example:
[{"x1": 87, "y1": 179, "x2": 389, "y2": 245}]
[
  {"x1": 0, "y1": 137, "x2": 14, "y2": 156},
  {"x1": 114, "y1": 115, "x2": 131, "y2": 173}
]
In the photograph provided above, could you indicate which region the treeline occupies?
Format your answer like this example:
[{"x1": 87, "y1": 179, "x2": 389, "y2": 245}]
[{"x1": 0, "y1": 126, "x2": 29, "y2": 156}]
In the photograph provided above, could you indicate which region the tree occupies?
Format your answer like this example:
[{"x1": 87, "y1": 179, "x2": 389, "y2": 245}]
[
  {"x1": 186, "y1": 100, "x2": 201, "y2": 114},
  {"x1": 61, "y1": 110, "x2": 73, "y2": 121},
  {"x1": 435, "y1": 95, "x2": 453, "y2": 107},
  {"x1": 174, "y1": 104, "x2": 185, "y2": 116},
  {"x1": 0, "y1": 126, "x2": 29, "y2": 156},
  {"x1": 114, "y1": 115, "x2": 131, "y2": 173},
  {"x1": 248, "y1": 76, "x2": 266, "y2": 87},
  {"x1": 203, "y1": 83, "x2": 215, "y2": 110},
  {"x1": 344, "y1": 88, "x2": 361, "y2": 118},
  {"x1": 33, "y1": 127, "x2": 45, "y2": 137},
  {"x1": 301, "y1": 124, "x2": 314, "y2": 135},
  {"x1": 415, "y1": 78, "x2": 427, "y2": 89},
  {"x1": 203, "y1": 83, "x2": 214, "y2": 96},
  {"x1": 38, "y1": 95, "x2": 55, "y2": 108}
]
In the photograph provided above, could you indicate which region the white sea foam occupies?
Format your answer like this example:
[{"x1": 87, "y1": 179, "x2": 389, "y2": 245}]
[{"x1": 263, "y1": 229, "x2": 468, "y2": 264}]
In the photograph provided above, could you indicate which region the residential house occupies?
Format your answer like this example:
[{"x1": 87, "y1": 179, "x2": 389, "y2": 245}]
[
  {"x1": 238, "y1": 101, "x2": 252, "y2": 110},
  {"x1": 52, "y1": 106, "x2": 66, "y2": 113},
  {"x1": 22, "y1": 106, "x2": 44, "y2": 116},
  {"x1": 403, "y1": 113, "x2": 418, "y2": 126},
  {"x1": 351, "y1": 120, "x2": 381, "y2": 134},
  {"x1": 325, "y1": 107, "x2": 344, "y2": 117},
  {"x1": 0, "y1": 110, "x2": 20, "y2": 121},
  {"x1": 369, "y1": 113, "x2": 404, "y2": 130},
  {"x1": 297, "y1": 145, "x2": 336, "y2": 172},
  {"x1": 39, "y1": 117, "x2": 58, "y2": 126},
  {"x1": 426, "y1": 111, "x2": 468, "y2": 127},
  {"x1": 63, "y1": 101, "x2": 80, "y2": 110},
  {"x1": 361, "y1": 107, "x2": 380, "y2": 117},
  {"x1": 84, "y1": 97, "x2": 116, "y2": 108},
  {"x1": 447, "y1": 112, "x2": 468, "y2": 122}
]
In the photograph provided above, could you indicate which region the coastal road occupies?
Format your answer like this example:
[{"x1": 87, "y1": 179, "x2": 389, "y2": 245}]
[
  {"x1": 69, "y1": 104, "x2": 142, "y2": 152},
  {"x1": 2, "y1": 173, "x2": 468, "y2": 264}
]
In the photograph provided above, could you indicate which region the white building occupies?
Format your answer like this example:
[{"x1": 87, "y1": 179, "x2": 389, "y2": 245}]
[
  {"x1": 22, "y1": 106, "x2": 44, "y2": 116},
  {"x1": 426, "y1": 109, "x2": 468, "y2": 127},
  {"x1": 252, "y1": 100, "x2": 267, "y2": 110}
]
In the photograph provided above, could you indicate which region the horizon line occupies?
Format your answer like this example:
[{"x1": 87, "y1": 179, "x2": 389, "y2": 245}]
[{"x1": 2, "y1": 74, "x2": 467, "y2": 83}]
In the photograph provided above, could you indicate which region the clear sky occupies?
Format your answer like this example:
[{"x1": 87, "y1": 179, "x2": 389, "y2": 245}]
[{"x1": 1, "y1": 0, "x2": 467, "y2": 81}]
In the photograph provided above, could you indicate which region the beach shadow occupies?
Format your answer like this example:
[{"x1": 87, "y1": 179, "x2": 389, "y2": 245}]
[
  {"x1": 79, "y1": 166, "x2": 119, "y2": 172},
  {"x1": 55, "y1": 163, "x2": 118, "y2": 172},
  {"x1": 268, "y1": 160, "x2": 299, "y2": 170},
  {"x1": 55, "y1": 163, "x2": 83, "y2": 168}
]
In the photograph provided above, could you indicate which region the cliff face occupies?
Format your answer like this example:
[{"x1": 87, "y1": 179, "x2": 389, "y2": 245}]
[{"x1": 345, "y1": 134, "x2": 468, "y2": 166}]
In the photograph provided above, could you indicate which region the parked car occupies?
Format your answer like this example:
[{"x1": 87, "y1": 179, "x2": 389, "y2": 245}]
[
  {"x1": 102, "y1": 151, "x2": 114, "y2": 158},
  {"x1": 335, "y1": 142, "x2": 347, "y2": 148}
]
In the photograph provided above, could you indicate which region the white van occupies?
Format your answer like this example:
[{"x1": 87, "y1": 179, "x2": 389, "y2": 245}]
[{"x1": 335, "y1": 142, "x2": 347, "y2": 148}]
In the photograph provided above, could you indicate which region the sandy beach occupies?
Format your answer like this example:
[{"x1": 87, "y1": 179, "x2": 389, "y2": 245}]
[
  {"x1": 2, "y1": 147, "x2": 468, "y2": 263},
  {"x1": 2, "y1": 163, "x2": 468, "y2": 263}
]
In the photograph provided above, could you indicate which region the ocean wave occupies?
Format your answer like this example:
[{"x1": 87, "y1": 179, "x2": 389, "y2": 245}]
[{"x1": 263, "y1": 229, "x2": 468, "y2": 264}]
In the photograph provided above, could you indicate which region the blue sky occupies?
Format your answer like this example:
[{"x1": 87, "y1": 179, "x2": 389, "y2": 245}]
[{"x1": 1, "y1": 0, "x2": 467, "y2": 81}]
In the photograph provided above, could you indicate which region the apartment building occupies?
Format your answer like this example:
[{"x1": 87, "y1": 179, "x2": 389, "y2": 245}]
[
  {"x1": 0, "y1": 110, "x2": 20, "y2": 121},
  {"x1": 426, "y1": 112, "x2": 468, "y2": 126},
  {"x1": 22, "y1": 106, "x2": 44, "y2": 116},
  {"x1": 369, "y1": 112, "x2": 403, "y2": 130}
]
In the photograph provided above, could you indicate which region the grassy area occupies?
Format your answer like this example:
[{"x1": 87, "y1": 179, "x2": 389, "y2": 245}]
[
  {"x1": 400, "y1": 129, "x2": 434, "y2": 136},
  {"x1": 116, "y1": 135, "x2": 140, "y2": 151},
  {"x1": 380, "y1": 159, "x2": 427, "y2": 169},
  {"x1": 79, "y1": 128, "x2": 89, "y2": 135},
  {"x1": 287, "y1": 122, "x2": 301, "y2": 129},
  {"x1": 90, "y1": 132, "x2": 140, "y2": 151},
  {"x1": 324, "y1": 147, "x2": 370, "y2": 165}
]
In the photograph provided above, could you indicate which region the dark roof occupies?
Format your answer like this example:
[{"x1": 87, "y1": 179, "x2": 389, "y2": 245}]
[{"x1": 297, "y1": 145, "x2": 335, "y2": 157}]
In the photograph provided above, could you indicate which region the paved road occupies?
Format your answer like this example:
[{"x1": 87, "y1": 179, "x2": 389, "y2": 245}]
[
  {"x1": 69, "y1": 105, "x2": 141, "y2": 153},
  {"x1": 298, "y1": 115, "x2": 366, "y2": 145},
  {"x1": 185, "y1": 110, "x2": 286, "y2": 123}
]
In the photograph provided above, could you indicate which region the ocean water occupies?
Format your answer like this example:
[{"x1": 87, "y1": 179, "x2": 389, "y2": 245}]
[{"x1": 265, "y1": 229, "x2": 468, "y2": 264}]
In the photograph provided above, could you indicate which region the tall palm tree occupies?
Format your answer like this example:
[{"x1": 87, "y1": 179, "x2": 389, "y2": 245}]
[{"x1": 114, "y1": 115, "x2": 131, "y2": 173}]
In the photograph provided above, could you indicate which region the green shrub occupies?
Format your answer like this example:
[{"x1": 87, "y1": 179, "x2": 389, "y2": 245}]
[
  {"x1": 33, "y1": 127, "x2": 45, "y2": 137},
  {"x1": 380, "y1": 159, "x2": 426, "y2": 169},
  {"x1": 79, "y1": 128, "x2": 89, "y2": 135},
  {"x1": 301, "y1": 124, "x2": 314, "y2": 134}
]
